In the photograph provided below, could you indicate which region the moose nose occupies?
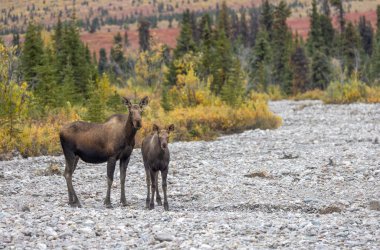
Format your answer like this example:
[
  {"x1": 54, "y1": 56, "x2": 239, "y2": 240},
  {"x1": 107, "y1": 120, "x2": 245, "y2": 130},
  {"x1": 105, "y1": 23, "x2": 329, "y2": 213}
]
[
  {"x1": 162, "y1": 142, "x2": 167, "y2": 149},
  {"x1": 135, "y1": 120, "x2": 142, "y2": 129}
]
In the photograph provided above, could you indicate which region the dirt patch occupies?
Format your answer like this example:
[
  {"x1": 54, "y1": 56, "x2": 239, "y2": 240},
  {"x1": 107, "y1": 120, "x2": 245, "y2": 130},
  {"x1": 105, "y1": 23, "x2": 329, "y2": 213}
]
[{"x1": 244, "y1": 171, "x2": 271, "y2": 178}]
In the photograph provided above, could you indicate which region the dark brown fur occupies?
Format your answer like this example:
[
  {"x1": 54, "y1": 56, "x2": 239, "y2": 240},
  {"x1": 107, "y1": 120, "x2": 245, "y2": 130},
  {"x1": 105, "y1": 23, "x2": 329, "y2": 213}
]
[
  {"x1": 59, "y1": 96, "x2": 148, "y2": 208},
  {"x1": 141, "y1": 124, "x2": 174, "y2": 211}
]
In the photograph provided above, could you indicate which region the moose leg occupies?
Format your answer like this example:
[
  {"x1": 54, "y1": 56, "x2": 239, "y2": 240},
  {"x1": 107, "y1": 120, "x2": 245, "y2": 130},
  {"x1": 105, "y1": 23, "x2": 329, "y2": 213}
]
[
  {"x1": 161, "y1": 170, "x2": 169, "y2": 211},
  {"x1": 145, "y1": 165, "x2": 151, "y2": 209},
  {"x1": 155, "y1": 171, "x2": 162, "y2": 206},
  {"x1": 149, "y1": 169, "x2": 156, "y2": 210},
  {"x1": 119, "y1": 157, "x2": 130, "y2": 207},
  {"x1": 104, "y1": 157, "x2": 117, "y2": 208},
  {"x1": 63, "y1": 151, "x2": 81, "y2": 208}
]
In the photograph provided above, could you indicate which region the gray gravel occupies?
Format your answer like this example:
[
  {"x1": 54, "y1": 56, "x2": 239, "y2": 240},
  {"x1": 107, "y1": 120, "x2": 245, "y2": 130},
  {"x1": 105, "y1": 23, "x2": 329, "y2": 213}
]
[{"x1": 1, "y1": 100, "x2": 379, "y2": 249}]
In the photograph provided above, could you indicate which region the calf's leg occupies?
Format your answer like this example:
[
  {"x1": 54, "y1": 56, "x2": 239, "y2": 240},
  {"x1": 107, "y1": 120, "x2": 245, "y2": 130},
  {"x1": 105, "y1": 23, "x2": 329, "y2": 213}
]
[
  {"x1": 149, "y1": 169, "x2": 156, "y2": 210},
  {"x1": 161, "y1": 169, "x2": 169, "y2": 211},
  {"x1": 144, "y1": 165, "x2": 151, "y2": 209},
  {"x1": 119, "y1": 157, "x2": 130, "y2": 206},
  {"x1": 155, "y1": 171, "x2": 162, "y2": 206},
  {"x1": 104, "y1": 157, "x2": 117, "y2": 208}
]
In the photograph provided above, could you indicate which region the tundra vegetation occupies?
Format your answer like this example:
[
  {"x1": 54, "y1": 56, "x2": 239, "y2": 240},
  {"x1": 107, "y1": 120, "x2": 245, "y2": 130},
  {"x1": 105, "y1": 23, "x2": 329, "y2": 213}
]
[{"x1": 1, "y1": 0, "x2": 380, "y2": 157}]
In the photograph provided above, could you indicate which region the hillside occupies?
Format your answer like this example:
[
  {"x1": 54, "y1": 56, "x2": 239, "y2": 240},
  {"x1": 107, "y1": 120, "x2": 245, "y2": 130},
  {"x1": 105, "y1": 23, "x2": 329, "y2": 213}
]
[{"x1": 1, "y1": 0, "x2": 378, "y2": 53}]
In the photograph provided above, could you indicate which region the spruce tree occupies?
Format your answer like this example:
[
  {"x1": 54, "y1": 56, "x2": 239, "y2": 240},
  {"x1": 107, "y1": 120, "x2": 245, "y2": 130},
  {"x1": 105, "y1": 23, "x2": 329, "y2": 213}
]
[
  {"x1": 249, "y1": 8, "x2": 260, "y2": 47},
  {"x1": 250, "y1": 30, "x2": 272, "y2": 92},
  {"x1": 98, "y1": 48, "x2": 108, "y2": 75},
  {"x1": 173, "y1": 9, "x2": 196, "y2": 59},
  {"x1": 307, "y1": 0, "x2": 322, "y2": 53},
  {"x1": 138, "y1": 18, "x2": 150, "y2": 51},
  {"x1": 240, "y1": 11, "x2": 249, "y2": 47},
  {"x1": 218, "y1": 1, "x2": 231, "y2": 39},
  {"x1": 21, "y1": 22, "x2": 44, "y2": 89},
  {"x1": 358, "y1": 16, "x2": 373, "y2": 56},
  {"x1": 342, "y1": 22, "x2": 361, "y2": 76},
  {"x1": 272, "y1": 1, "x2": 292, "y2": 95},
  {"x1": 311, "y1": 50, "x2": 331, "y2": 90},
  {"x1": 34, "y1": 47, "x2": 59, "y2": 109},
  {"x1": 291, "y1": 45, "x2": 310, "y2": 94},
  {"x1": 221, "y1": 59, "x2": 244, "y2": 106},
  {"x1": 260, "y1": 0, "x2": 274, "y2": 39}
]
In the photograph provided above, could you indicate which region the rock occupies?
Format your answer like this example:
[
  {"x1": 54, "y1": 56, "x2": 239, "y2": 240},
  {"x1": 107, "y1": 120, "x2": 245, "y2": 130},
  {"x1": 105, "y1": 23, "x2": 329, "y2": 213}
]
[
  {"x1": 44, "y1": 227, "x2": 58, "y2": 239},
  {"x1": 154, "y1": 232, "x2": 175, "y2": 242},
  {"x1": 368, "y1": 201, "x2": 380, "y2": 211},
  {"x1": 21, "y1": 204, "x2": 30, "y2": 212}
]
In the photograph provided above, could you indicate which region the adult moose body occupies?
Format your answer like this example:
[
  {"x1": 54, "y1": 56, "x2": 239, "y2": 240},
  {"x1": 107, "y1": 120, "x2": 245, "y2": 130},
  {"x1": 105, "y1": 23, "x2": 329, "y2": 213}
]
[{"x1": 59, "y1": 96, "x2": 149, "y2": 208}]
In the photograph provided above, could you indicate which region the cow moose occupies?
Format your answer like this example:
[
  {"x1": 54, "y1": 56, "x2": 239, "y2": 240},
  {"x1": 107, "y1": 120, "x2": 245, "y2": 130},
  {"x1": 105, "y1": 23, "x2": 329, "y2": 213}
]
[
  {"x1": 59, "y1": 96, "x2": 149, "y2": 208},
  {"x1": 141, "y1": 123, "x2": 175, "y2": 211}
]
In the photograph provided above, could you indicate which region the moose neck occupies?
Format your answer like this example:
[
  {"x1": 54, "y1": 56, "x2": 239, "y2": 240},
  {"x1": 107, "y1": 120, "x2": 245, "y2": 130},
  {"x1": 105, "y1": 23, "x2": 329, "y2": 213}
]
[{"x1": 125, "y1": 113, "x2": 137, "y2": 143}]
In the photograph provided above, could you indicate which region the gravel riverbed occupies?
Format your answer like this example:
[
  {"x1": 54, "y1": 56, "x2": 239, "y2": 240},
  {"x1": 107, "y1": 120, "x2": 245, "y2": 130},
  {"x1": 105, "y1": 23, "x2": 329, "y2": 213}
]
[{"x1": 1, "y1": 100, "x2": 379, "y2": 249}]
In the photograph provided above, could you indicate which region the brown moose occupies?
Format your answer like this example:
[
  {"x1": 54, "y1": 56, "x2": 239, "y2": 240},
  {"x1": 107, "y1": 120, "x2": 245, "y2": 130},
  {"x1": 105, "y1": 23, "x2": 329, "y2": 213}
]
[
  {"x1": 59, "y1": 96, "x2": 149, "y2": 208},
  {"x1": 141, "y1": 123, "x2": 175, "y2": 211}
]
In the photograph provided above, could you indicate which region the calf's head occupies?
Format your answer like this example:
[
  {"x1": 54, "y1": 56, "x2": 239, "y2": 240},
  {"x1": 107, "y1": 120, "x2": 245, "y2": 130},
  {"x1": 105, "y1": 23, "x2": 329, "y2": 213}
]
[
  {"x1": 124, "y1": 96, "x2": 149, "y2": 130},
  {"x1": 153, "y1": 124, "x2": 175, "y2": 150}
]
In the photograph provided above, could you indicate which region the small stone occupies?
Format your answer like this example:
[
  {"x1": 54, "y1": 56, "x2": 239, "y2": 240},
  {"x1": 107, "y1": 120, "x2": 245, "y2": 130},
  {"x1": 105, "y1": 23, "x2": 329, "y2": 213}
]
[
  {"x1": 44, "y1": 227, "x2": 58, "y2": 239},
  {"x1": 368, "y1": 200, "x2": 380, "y2": 211},
  {"x1": 154, "y1": 232, "x2": 175, "y2": 242},
  {"x1": 21, "y1": 204, "x2": 30, "y2": 212}
]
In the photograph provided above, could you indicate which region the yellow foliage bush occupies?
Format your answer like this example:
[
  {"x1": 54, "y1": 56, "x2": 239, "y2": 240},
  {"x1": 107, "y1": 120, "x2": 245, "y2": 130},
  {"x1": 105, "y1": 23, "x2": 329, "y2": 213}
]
[
  {"x1": 323, "y1": 75, "x2": 380, "y2": 104},
  {"x1": 292, "y1": 89, "x2": 325, "y2": 101}
]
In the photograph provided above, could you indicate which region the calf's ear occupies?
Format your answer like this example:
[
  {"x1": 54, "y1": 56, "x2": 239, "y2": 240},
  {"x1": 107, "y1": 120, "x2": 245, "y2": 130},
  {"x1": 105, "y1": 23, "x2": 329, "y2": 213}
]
[
  {"x1": 139, "y1": 96, "x2": 149, "y2": 108},
  {"x1": 153, "y1": 124, "x2": 160, "y2": 132},
  {"x1": 168, "y1": 124, "x2": 175, "y2": 132},
  {"x1": 123, "y1": 97, "x2": 132, "y2": 109}
]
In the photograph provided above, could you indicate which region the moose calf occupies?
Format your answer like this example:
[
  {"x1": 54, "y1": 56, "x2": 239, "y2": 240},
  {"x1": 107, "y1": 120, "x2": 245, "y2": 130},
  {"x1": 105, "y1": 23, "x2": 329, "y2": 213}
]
[
  {"x1": 59, "y1": 96, "x2": 149, "y2": 208},
  {"x1": 141, "y1": 124, "x2": 174, "y2": 211}
]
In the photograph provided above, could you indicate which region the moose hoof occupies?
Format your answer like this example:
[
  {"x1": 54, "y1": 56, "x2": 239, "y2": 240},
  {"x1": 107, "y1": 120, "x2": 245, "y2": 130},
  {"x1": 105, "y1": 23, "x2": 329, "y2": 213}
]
[
  {"x1": 164, "y1": 202, "x2": 169, "y2": 211},
  {"x1": 156, "y1": 199, "x2": 162, "y2": 206},
  {"x1": 149, "y1": 203, "x2": 155, "y2": 210},
  {"x1": 120, "y1": 199, "x2": 127, "y2": 207},
  {"x1": 69, "y1": 201, "x2": 82, "y2": 208}
]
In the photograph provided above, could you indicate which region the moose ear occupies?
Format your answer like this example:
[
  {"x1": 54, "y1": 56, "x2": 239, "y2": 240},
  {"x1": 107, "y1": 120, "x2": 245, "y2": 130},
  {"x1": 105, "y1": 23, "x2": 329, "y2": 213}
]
[
  {"x1": 153, "y1": 124, "x2": 160, "y2": 132},
  {"x1": 168, "y1": 124, "x2": 175, "y2": 132},
  {"x1": 139, "y1": 96, "x2": 149, "y2": 108},
  {"x1": 123, "y1": 97, "x2": 132, "y2": 109}
]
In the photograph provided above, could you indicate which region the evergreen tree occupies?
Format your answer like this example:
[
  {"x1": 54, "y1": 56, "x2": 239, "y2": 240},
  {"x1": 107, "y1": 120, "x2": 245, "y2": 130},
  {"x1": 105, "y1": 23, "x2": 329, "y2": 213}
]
[
  {"x1": 240, "y1": 11, "x2": 249, "y2": 47},
  {"x1": 249, "y1": 8, "x2": 260, "y2": 47},
  {"x1": 21, "y1": 22, "x2": 44, "y2": 89},
  {"x1": 221, "y1": 59, "x2": 245, "y2": 106},
  {"x1": 311, "y1": 50, "x2": 331, "y2": 90},
  {"x1": 210, "y1": 28, "x2": 234, "y2": 95},
  {"x1": 173, "y1": 9, "x2": 196, "y2": 59},
  {"x1": 319, "y1": 13, "x2": 335, "y2": 56},
  {"x1": 34, "y1": 47, "x2": 59, "y2": 109},
  {"x1": 250, "y1": 30, "x2": 272, "y2": 91},
  {"x1": 330, "y1": 0, "x2": 345, "y2": 33},
  {"x1": 218, "y1": 1, "x2": 231, "y2": 39},
  {"x1": 342, "y1": 22, "x2": 361, "y2": 75},
  {"x1": 138, "y1": 18, "x2": 150, "y2": 51},
  {"x1": 85, "y1": 83, "x2": 106, "y2": 122},
  {"x1": 358, "y1": 16, "x2": 373, "y2": 56},
  {"x1": 307, "y1": 0, "x2": 323, "y2": 52},
  {"x1": 272, "y1": 1, "x2": 293, "y2": 94},
  {"x1": 291, "y1": 45, "x2": 310, "y2": 94},
  {"x1": 98, "y1": 48, "x2": 108, "y2": 75},
  {"x1": 61, "y1": 58, "x2": 80, "y2": 105},
  {"x1": 260, "y1": 0, "x2": 274, "y2": 39},
  {"x1": 199, "y1": 14, "x2": 214, "y2": 79},
  {"x1": 165, "y1": 9, "x2": 197, "y2": 88}
]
